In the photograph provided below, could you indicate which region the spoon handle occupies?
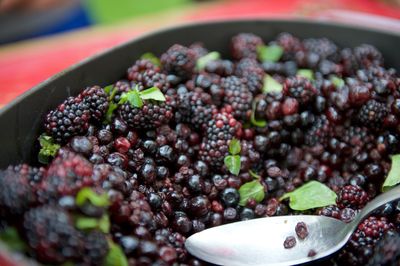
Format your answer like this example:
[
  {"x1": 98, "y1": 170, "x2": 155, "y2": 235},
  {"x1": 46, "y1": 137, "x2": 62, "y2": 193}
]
[{"x1": 350, "y1": 185, "x2": 400, "y2": 229}]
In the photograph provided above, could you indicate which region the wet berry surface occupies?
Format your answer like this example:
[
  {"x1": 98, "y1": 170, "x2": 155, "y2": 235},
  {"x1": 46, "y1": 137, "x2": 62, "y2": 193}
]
[
  {"x1": 284, "y1": 236, "x2": 297, "y2": 249},
  {"x1": 0, "y1": 32, "x2": 399, "y2": 265}
]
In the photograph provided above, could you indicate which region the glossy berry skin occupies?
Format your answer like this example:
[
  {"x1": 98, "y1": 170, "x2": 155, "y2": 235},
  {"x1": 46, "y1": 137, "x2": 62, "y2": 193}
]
[
  {"x1": 44, "y1": 96, "x2": 90, "y2": 143},
  {"x1": 161, "y1": 44, "x2": 196, "y2": 79},
  {"x1": 337, "y1": 185, "x2": 369, "y2": 209},
  {"x1": 231, "y1": 33, "x2": 264, "y2": 60}
]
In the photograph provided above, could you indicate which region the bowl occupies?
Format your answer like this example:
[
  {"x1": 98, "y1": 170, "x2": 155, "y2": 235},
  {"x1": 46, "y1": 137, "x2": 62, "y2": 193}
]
[{"x1": 0, "y1": 19, "x2": 399, "y2": 265}]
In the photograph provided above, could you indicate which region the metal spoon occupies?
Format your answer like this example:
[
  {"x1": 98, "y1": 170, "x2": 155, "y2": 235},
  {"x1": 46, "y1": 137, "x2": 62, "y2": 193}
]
[{"x1": 185, "y1": 185, "x2": 400, "y2": 266}]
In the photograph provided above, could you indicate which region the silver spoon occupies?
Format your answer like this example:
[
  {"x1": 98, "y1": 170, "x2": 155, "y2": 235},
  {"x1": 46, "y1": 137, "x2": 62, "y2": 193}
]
[{"x1": 185, "y1": 185, "x2": 400, "y2": 266}]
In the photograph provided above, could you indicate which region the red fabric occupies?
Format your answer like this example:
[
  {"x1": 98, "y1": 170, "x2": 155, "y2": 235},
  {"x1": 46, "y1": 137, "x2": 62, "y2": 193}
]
[{"x1": 0, "y1": 0, "x2": 399, "y2": 107}]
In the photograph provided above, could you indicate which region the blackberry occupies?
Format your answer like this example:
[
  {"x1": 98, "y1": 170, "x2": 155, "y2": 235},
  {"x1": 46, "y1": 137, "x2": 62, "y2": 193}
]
[
  {"x1": 82, "y1": 230, "x2": 109, "y2": 265},
  {"x1": 161, "y1": 44, "x2": 196, "y2": 79},
  {"x1": 23, "y1": 205, "x2": 83, "y2": 264},
  {"x1": 111, "y1": 80, "x2": 132, "y2": 104},
  {"x1": 230, "y1": 33, "x2": 264, "y2": 60},
  {"x1": 317, "y1": 205, "x2": 340, "y2": 219},
  {"x1": 7, "y1": 164, "x2": 45, "y2": 186},
  {"x1": 283, "y1": 76, "x2": 318, "y2": 105},
  {"x1": 194, "y1": 73, "x2": 223, "y2": 106},
  {"x1": 176, "y1": 91, "x2": 217, "y2": 129},
  {"x1": 119, "y1": 96, "x2": 174, "y2": 129},
  {"x1": 303, "y1": 38, "x2": 338, "y2": 60},
  {"x1": 235, "y1": 58, "x2": 265, "y2": 94},
  {"x1": 337, "y1": 185, "x2": 369, "y2": 209},
  {"x1": 340, "y1": 216, "x2": 395, "y2": 265},
  {"x1": 367, "y1": 234, "x2": 400, "y2": 266},
  {"x1": 341, "y1": 126, "x2": 372, "y2": 148},
  {"x1": 275, "y1": 32, "x2": 304, "y2": 60},
  {"x1": 235, "y1": 58, "x2": 260, "y2": 76},
  {"x1": 221, "y1": 76, "x2": 253, "y2": 121},
  {"x1": 129, "y1": 69, "x2": 170, "y2": 93},
  {"x1": 0, "y1": 168, "x2": 36, "y2": 216},
  {"x1": 354, "y1": 44, "x2": 383, "y2": 68},
  {"x1": 127, "y1": 59, "x2": 161, "y2": 80},
  {"x1": 44, "y1": 96, "x2": 90, "y2": 143},
  {"x1": 199, "y1": 112, "x2": 242, "y2": 168},
  {"x1": 305, "y1": 115, "x2": 331, "y2": 146},
  {"x1": 358, "y1": 100, "x2": 388, "y2": 128},
  {"x1": 80, "y1": 86, "x2": 109, "y2": 121},
  {"x1": 39, "y1": 149, "x2": 94, "y2": 200}
]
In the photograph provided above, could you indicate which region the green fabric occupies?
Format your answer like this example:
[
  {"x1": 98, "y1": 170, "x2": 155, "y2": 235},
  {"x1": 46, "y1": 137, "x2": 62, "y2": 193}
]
[{"x1": 84, "y1": 0, "x2": 191, "y2": 24}]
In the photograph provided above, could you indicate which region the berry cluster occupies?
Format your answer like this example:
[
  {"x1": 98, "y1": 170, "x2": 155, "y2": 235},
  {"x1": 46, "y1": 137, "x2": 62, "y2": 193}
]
[{"x1": 0, "y1": 32, "x2": 400, "y2": 265}]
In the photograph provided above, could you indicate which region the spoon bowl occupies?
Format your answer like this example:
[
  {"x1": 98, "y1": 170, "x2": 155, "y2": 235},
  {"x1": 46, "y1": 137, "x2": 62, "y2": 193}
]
[
  {"x1": 186, "y1": 185, "x2": 400, "y2": 265},
  {"x1": 186, "y1": 215, "x2": 347, "y2": 266}
]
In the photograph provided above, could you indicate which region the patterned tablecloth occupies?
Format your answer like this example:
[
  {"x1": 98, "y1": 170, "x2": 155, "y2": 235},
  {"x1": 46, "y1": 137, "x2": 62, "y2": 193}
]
[{"x1": 0, "y1": 0, "x2": 399, "y2": 107}]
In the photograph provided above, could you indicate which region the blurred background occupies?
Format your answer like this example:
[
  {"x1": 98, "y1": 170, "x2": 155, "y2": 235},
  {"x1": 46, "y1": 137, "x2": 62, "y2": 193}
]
[{"x1": 0, "y1": 0, "x2": 399, "y2": 106}]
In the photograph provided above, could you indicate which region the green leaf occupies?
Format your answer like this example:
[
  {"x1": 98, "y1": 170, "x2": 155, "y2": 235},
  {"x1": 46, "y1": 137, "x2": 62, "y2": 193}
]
[
  {"x1": 330, "y1": 76, "x2": 345, "y2": 88},
  {"x1": 98, "y1": 214, "x2": 111, "y2": 233},
  {"x1": 75, "y1": 214, "x2": 110, "y2": 233},
  {"x1": 280, "y1": 181, "x2": 337, "y2": 211},
  {"x1": 140, "y1": 52, "x2": 161, "y2": 67},
  {"x1": 139, "y1": 87, "x2": 166, "y2": 102},
  {"x1": 75, "y1": 216, "x2": 99, "y2": 230},
  {"x1": 250, "y1": 101, "x2": 267, "y2": 127},
  {"x1": 257, "y1": 45, "x2": 284, "y2": 62},
  {"x1": 38, "y1": 134, "x2": 60, "y2": 164},
  {"x1": 382, "y1": 154, "x2": 400, "y2": 192},
  {"x1": 239, "y1": 180, "x2": 265, "y2": 206},
  {"x1": 228, "y1": 138, "x2": 241, "y2": 155},
  {"x1": 104, "y1": 102, "x2": 118, "y2": 124},
  {"x1": 105, "y1": 240, "x2": 129, "y2": 266},
  {"x1": 297, "y1": 69, "x2": 314, "y2": 80},
  {"x1": 76, "y1": 187, "x2": 110, "y2": 207},
  {"x1": 0, "y1": 227, "x2": 27, "y2": 252},
  {"x1": 249, "y1": 169, "x2": 261, "y2": 180},
  {"x1": 104, "y1": 85, "x2": 114, "y2": 95},
  {"x1": 263, "y1": 74, "x2": 283, "y2": 94},
  {"x1": 224, "y1": 155, "x2": 241, "y2": 176},
  {"x1": 119, "y1": 89, "x2": 143, "y2": 108},
  {"x1": 196, "y1": 51, "x2": 221, "y2": 71}
]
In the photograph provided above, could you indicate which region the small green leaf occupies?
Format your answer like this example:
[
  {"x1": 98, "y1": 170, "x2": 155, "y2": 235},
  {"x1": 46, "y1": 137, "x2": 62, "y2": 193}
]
[
  {"x1": 119, "y1": 89, "x2": 143, "y2": 108},
  {"x1": 38, "y1": 134, "x2": 60, "y2": 164},
  {"x1": 239, "y1": 180, "x2": 265, "y2": 206},
  {"x1": 257, "y1": 45, "x2": 284, "y2": 62},
  {"x1": 104, "y1": 85, "x2": 114, "y2": 95},
  {"x1": 0, "y1": 227, "x2": 27, "y2": 252},
  {"x1": 139, "y1": 87, "x2": 166, "y2": 102},
  {"x1": 76, "y1": 187, "x2": 110, "y2": 207},
  {"x1": 382, "y1": 154, "x2": 400, "y2": 192},
  {"x1": 140, "y1": 52, "x2": 161, "y2": 67},
  {"x1": 250, "y1": 101, "x2": 267, "y2": 127},
  {"x1": 224, "y1": 155, "x2": 241, "y2": 176},
  {"x1": 280, "y1": 181, "x2": 337, "y2": 211},
  {"x1": 98, "y1": 214, "x2": 110, "y2": 233},
  {"x1": 75, "y1": 214, "x2": 110, "y2": 233},
  {"x1": 330, "y1": 76, "x2": 345, "y2": 88},
  {"x1": 263, "y1": 74, "x2": 283, "y2": 94},
  {"x1": 229, "y1": 138, "x2": 241, "y2": 155},
  {"x1": 249, "y1": 169, "x2": 261, "y2": 179},
  {"x1": 297, "y1": 69, "x2": 314, "y2": 80},
  {"x1": 104, "y1": 102, "x2": 118, "y2": 124},
  {"x1": 75, "y1": 216, "x2": 99, "y2": 230},
  {"x1": 196, "y1": 51, "x2": 221, "y2": 71},
  {"x1": 105, "y1": 240, "x2": 129, "y2": 266}
]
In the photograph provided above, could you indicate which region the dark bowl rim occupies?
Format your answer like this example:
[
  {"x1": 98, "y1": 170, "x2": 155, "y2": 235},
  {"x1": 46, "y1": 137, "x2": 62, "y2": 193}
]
[{"x1": 1, "y1": 17, "x2": 399, "y2": 116}]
